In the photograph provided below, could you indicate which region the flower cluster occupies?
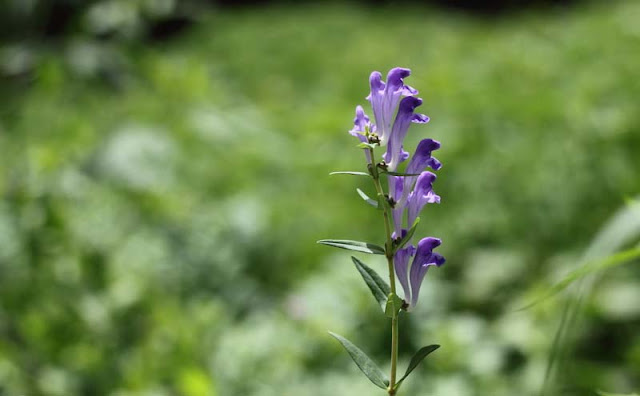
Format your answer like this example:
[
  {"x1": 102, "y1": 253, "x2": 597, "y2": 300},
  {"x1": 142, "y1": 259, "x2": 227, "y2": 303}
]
[{"x1": 350, "y1": 67, "x2": 445, "y2": 310}]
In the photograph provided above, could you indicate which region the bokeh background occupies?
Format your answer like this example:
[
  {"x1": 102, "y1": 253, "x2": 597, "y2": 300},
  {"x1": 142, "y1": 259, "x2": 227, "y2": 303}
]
[{"x1": 1, "y1": 0, "x2": 639, "y2": 395}]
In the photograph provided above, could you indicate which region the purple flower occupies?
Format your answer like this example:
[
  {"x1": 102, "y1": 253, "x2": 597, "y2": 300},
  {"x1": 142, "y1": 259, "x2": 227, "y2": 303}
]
[
  {"x1": 408, "y1": 237, "x2": 445, "y2": 309},
  {"x1": 367, "y1": 68, "x2": 417, "y2": 147},
  {"x1": 406, "y1": 139, "x2": 442, "y2": 174},
  {"x1": 388, "y1": 175, "x2": 405, "y2": 234},
  {"x1": 348, "y1": 67, "x2": 446, "y2": 311},
  {"x1": 407, "y1": 171, "x2": 440, "y2": 227},
  {"x1": 349, "y1": 105, "x2": 373, "y2": 162},
  {"x1": 396, "y1": 138, "x2": 441, "y2": 207},
  {"x1": 383, "y1": 96, "x2": 430, "y2": 171},
  {"x1": 394, "y1": 244, "x2": 416, "y2": 303}
]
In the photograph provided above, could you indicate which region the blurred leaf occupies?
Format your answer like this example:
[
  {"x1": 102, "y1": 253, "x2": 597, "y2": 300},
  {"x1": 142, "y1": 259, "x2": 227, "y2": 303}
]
[
  {"x1": 352, "y1": 256, "x2": 390, "y2": 311},
  {"x1": 317, "y1": 239, "x2": 385, "y2": 255},
  {"x1": 356, "y1": 188, "x2": 378, "y2": 208},
  {"x1": 329, "y1": 171, "x2": 370, "y2": 176},
  {"x1": 597, "y1": 391, "x2": 639, "y2": 396},
  {"x1": 520, "y1": 246, "x2": 640, "y2": 310},
  {"x1": 396, "y1": 345, "x2": 440, "y2": 388},
  {"x1": 356, "y1": 142, "x2": 378, "y2": 150},
  {"x1": 541, "y1": 199, "x2": 640, "y2": 396},
  {"x1": 328, "y1": 331, "x2": 389, "y2": 389}
]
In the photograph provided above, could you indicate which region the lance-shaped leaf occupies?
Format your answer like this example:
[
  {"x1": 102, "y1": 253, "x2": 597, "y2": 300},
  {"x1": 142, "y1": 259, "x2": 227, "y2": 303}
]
[
  {"x1": 395, "y1": 345, "x2": 440, "y2": 388},
  {"x1": 329, "y1": 171, "x2": 370, "y2": 176},
  {"x1": 356, "y1": 188, "x2": 378, "y2": 208},
  {"x1": 393, "y1": 217, "x2": 420, "y2": 253},
  {"x1": 328, "y1": 331, "x2": 389, "y2": 389},
  {"x1": 356, "y1": 142, "x2": 379, "y2": 150},
  {"x1": 317, "y1": 239, "x2": 385, "y2": 255},
  {"x1": 352, "y1": 256, "x2": 390, "y2": 310}
]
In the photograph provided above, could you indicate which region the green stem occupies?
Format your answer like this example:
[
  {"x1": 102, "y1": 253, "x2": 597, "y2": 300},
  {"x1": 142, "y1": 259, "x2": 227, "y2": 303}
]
[{"x1": 368, "y1": 148, "x2": 400, "y2": 395}]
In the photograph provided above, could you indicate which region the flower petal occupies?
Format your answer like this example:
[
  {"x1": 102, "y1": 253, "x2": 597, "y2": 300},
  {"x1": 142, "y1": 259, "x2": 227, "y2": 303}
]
[
  {"x1": 349, "y1": 105, "x2": 372, "y2": 162},
  {"x1": 394, "y1": 244, "x2": 416, "y2": 303},
  {"x1": 384, "y1": 96, "x2": 429, "y2": 171},
  {"x1": 409, "y1": 237, "x2": 444, "y2": 308},
  {"x1": 367, "y1": 68, "x2": 417, "y2": 147},
  {"x1": 407, "y1": 171, "x2": 439, "y2": 227}
]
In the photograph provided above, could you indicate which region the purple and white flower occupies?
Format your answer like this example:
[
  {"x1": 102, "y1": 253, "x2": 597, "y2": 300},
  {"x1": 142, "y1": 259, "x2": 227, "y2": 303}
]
[
  {"x1": 383, "y1": 96, "x2": 430, "y2": 172},
  {"x1": 367, "y1": 68, "x2": 418, "y2": 147},
  {"x1": 408, "y1": 237, "x2": 445, "y2": 309},
  {"x1": 348, "y1": 105, "x2": 373, "y2": 162},
  {"x1": 346, "y1": 67, "x2": 446, "y2": 310}
]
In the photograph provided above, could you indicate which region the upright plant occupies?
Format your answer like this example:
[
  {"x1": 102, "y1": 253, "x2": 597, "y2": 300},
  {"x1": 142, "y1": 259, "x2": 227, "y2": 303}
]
[{"x1": 318, "y1": 67, "x2": 445, "y2": 395}]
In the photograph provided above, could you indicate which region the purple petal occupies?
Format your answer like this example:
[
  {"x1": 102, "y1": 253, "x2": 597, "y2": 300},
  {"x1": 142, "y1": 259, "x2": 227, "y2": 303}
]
[
  {"x1": 384, "y1": 96, "x2": 429, "y2": 171},
  {"x1": 367, "y1": 68, "x2": 418, "y2": 147},
  {"x1": 409, "y1": 237, "x2": 444, "y2": 308},
  {"x1": 406, "y1": 139, "x2": 441, "y2": 174},
  {"x1": 394, "y1": 245, "x2": 416, "y2": 303},
  {"x1": 388, "y1": 175, "x2": 407, "y2": 234},
  {"x1": 348, "y1": 105, "x2": 372, "y2": 163},
  {"x1": 386, "y1": 67, "x2": 417, "y2": 97},
  {"x1": 407, "y1": 171, "x2": 439, "y2": 226}
]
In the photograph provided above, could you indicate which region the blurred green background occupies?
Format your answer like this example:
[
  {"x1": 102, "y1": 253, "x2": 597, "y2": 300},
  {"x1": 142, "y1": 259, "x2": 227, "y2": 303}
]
[{"x1": 1, "y1": 0, "x2": 639, "y2": 395}]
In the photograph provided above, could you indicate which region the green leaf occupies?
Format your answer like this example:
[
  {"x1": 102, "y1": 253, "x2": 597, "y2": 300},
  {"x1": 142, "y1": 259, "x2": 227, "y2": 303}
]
[
  {"x1": 328, "y1": 331, "x2": 389, "y2": 389},
  {"x1": 597, "y1": 391, "x2": 640, "y2": 396},
  {"x1": 317, "y1": 239, "x2": 386, "y2": 255},
  {"x1": 356, "y1": 188, "x2": 378, "y2": 208},
  {"x1": 394, "y1": 217, "x2": 420, "y2": 253},
  {"x1": 352, "y1": 256, "x2": 390, "y2": 310},
  {"x1": 356, "y1": 142, "x2": 378, "y2": 149},
  {"x1": 396, "y1": 345, "x2": 440, "y2": 388},
  {"x1": 329, "y1": 171, "x2": 370, "y2": 176},
  {"x1": 519, "y1": 246, "x2": 640, "y2": 310},
  {"x1": 383, "y1": 171, "x2": 422, "y2": 176},
  {"x1": 384, "y1": 292, "x2": 404, "y2": 318}
]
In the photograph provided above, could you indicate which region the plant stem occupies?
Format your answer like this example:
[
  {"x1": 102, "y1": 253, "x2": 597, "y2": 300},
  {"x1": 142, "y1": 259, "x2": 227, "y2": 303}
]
[{"x1": 368, "y1": 148, "x2": 400, "y2": 395}]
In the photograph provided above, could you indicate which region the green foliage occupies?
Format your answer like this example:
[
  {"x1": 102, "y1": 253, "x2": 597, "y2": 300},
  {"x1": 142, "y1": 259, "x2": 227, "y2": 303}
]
[
  {"x1": 396, "y1": 345, "x2": 440, "y2": 389},
  {"x1": 1, "y1": 1, "x2": 640, "y2": 395},
  {"x1": 317, "y1": 239, "x2": 386, "y2": 255},
  {"x1": 356, "y1": 188, "x2": 379, "y2": 208},
  {"x1": 328, "y1": 331, "x2": 389, "y2": 389},
  {"x1": 329, "y1": 171, "x2": 370, "y2": 176},
  {"x1": 393, "y1": 217, "x2": 420, "y2": 253},
  {"x1": 352, "y1": 256, "x2": 391, "y2": 311}
]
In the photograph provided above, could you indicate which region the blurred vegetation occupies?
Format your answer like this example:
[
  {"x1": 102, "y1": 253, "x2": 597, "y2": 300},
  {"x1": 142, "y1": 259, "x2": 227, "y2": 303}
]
[{"x1": 1, "y1": 0, "x2": 639, "y2": 395}]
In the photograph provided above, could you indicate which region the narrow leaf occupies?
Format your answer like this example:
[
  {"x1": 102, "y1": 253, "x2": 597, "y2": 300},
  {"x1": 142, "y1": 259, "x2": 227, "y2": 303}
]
[
  {"x1": 328, "y1": 331, "x2": 389, "y2": 389},
  {"x1": 394, "y1": 217, "x2": 420, "y2": 253},
  {"x1": 384, "y1": 292, "x2": 404, "y2": 318},
  {"x1": 396, "y1": 345, "x2": 440, "y2": 387},
  {"x1": 357, "y1": 142, "x2": 379, "y2": 149},
  {"x1": 317, "y1": 239, "x2": 385, "y2": 255},
  {"x1": 352, "y1": 256, "x2": 390, "y2": 310},
  {"x1": 356, "y1": 188, "x2": 378, "y2": 208},
  {"x1": 597, "y1": 392, "x2": 640, "y2": 396},
  {"x1": 329, "y1": 171, "x2": 370, "y2": 176},
  {"x1": 519, "y1": 246, "x2": 640, "y2": 310}
]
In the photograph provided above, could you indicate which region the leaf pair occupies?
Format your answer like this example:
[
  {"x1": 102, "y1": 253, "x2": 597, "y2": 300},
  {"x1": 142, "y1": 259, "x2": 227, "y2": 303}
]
[{"x1": 329, "y1": 331, "x2": 439, "y2": 391}]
